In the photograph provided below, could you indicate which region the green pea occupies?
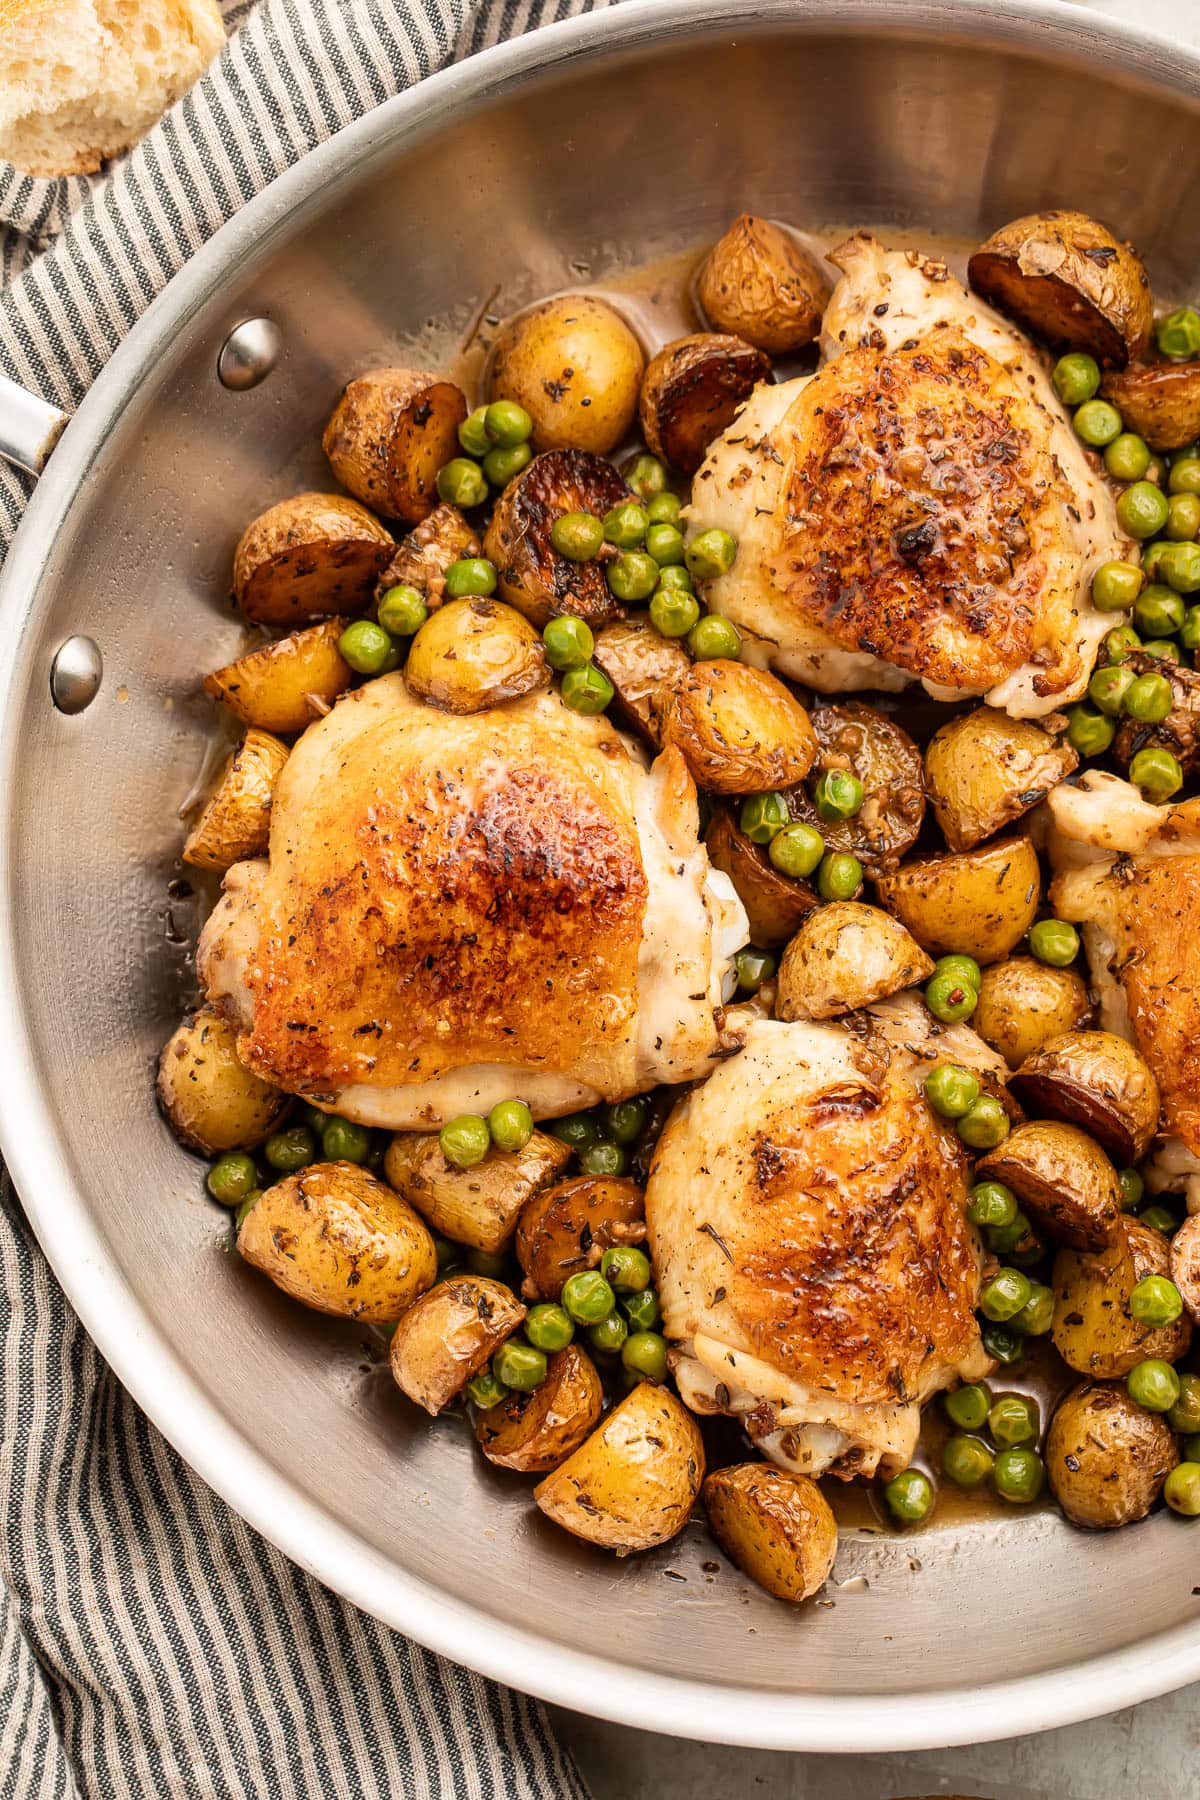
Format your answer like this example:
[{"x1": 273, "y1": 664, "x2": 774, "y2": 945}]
[
  {"x1": 459, "y1": 405, "x2": 492, "y2": 457},
  {"x1": 604, "y1": 1097, "x2": 648, "y2": 1145},
  {"x1": 264, "y1": 1127, "x2": 316, "y2": 1173},
  {"x1": 740, "y1": 791, "x2": 789, "y2": 844},
  {"x1": 688, "y1": 615, "x2": 742, "y2": 661},
  {"x1": 542, "y1": 615, "x2": 594, "y2": 670},
  {"x1": 645, "y1": 522, "x2": 686, "y2": 566},
  {"x1": 1184, "y1": 1434, "x2": 1200, "y2": 1463},
  {"x1": 685, "y1": 528, "x2": 738, "y2": 580},
  {"x1": 1117, "y1": 481, "x2": 1170, "y2": 541},
  {"x1": 924, "y1": 969, "x2": 980, "y2": 1025},
  {"x1": 986, "y1": 1208, "x2": 1033, "y2": 1256},
  {"x1": 550, "y1": 512, "x2": 604, "y2": 562},
  {"x1": 234, "y1": 1191, "x2": 262, "y2": 1231},
  {"x1": 1165, "y1": 1463, "x2": 1200, "y2": 1517},
  {"x1": 981, "y1": 1321, "x2": 1025, "y2": 1366},
  {"x1": 649, "y1": 588, "x2": 701, "y2": 638},
  {"x1": 1123, "y1": 672, "x2": 1174, "y2": 724},
  {"x1": 439, "y1": 1114, "x2": 490, "y2": 1169},
  {"x1": 579, "y1": 1140, "x2": 626, "y2": 1177},
  {"x1": 1118, "y1": 1167, "x2": 1145, "y2": 1211},
  {"x1": 338, "y1": 620, "x2": 395, "y2": 676},
  {"x1": 655, "y1": 563, "x2": 694, "y2": 593},
  {"x1": 1139, "y1": 1203, "x2": 1180, "y2": 1236},
  {"x1": 622, "y1": 1287, "x2": 662, "y2": 1332},
  {"x1": 1028, "y1": 919, "x2": 1080, "y2": 966},
  {"x1": 625, "y1": 454, "x2": 669, "y2": 500},
  {"x1": 1053, "y1": 353, "x2": 1101, "y2": 406},
  {"x1": 588, "y1": 1311, "x2": 629, "y2": 1356},
  {"x1": 377, "y1": 584, "x2": 428, "y2": 637},
  {"x1": 1130, "y1": 746, "x2": 1183, "y2": 801},
  {"x1": 979, "y1": 1267, "x2": 1032, "y2": 1322},
  {"x1": 207, "y1": 1151, "x2": 258, "y2": 1206},
  {"x1": 813, "y1": 768, "x2": 865, "y2": 821},
  {"x1": 1156, "y1": 308, "x2": 1200, "y2": 360},
  {"x1": 958, "y1": 1095, "x2": 1010, "y2": 1151},
  {"x1": 1105, "y1": 432, "x2": 1151, "y2": 483},
  {"x1": 1130, "y1": 1274, "x2": 1184, "y2": 1327},
  {"x1": 322, "y1": 1117, "x2": 370, "y2": 1163},
  {"x1": 768, "y1": 822, "x2": 825, "y2": 879},
  {"x1": 487, "y1": 1098, "x2": 534, "y2": 1155},
  {"x1": 968, "y1": 1181, "x2": 1018, "y2": 1230},
  {"x1": 1167, "y1": 1372, "x2": 1200, "y2": 1435},
  {"x1": 1007, "y1": 1224, "x2": 1048, "y2": 1271},
  {"x1": 734, "y1": 946, "x2": 776, "y2": 993},
  {"x1": 817, "y1": 852, "x2": 863, "y2": 902},
  {"x1": 597, "y1": 1247, "x2": 652, "y2": 1297},
  {"x1": 923, "y1": 1064, "x2": 982, "y2": 1120},
  {"x1": 934, "y1": 954, "x2": 981, "y2": 993},
  {"x1": 1158, "y1": 541, "x2": 1200, "y2": 592},
  {"x1": 524, "y1": 1303, "x2": 575, "y2": 1353},
  {"x1": 944, "y1": 1381, "x2": 992, "y2": 1431},
  {"x1": 991, "y1": 1446, "x2": 1044, "y2": 1505},
  {"x1": 988, "y1": 1392, "x2": 1040, "y2": 1448},
  {"x1": 1088, "y1": 664, "x2": 1135, "y2": 717},
  {"x1": 607, "y1": 551, "x2": 659, "y2": 603},
  {"x1": 484, "y1": 399, "x2": 533, "y2": 447},
  {"x1": 1127, "y1": 1357, "x2": 1181, "y2": 1412},
  {"x1": 621, "y1": 1330, "x2": 669, "y2": 1383},
  {"x1": 941, "y1": 1434, "x2": 994, "y2": 1489},
  {"x1": 1168, "y1": 493, "x2": 1200, "y2": 541},
  {"x1": 603, "y1": 501, "x2": 649, "y2": 549},
  {"x1": 1151, "y1": 639, "x2": 1187, "y2": 665},
  {"x1": 1183, "y1": 607, "x2": 1200, "y2": 651},
  {"x1": 1091, "y1": 560, "x2": 1144, "y2": 612},
  {"x1": 545, "y1": 1113, "x2": 599, "y2": 1150},
  {"x1": 492, "y1": 1339, "x2": 547, "y2": 1391},
  {"x1": 444, "y1": 557, "x2": 497, "y2": 599},
  {"x1": 883, "y1": 1468, "x2": 934, "y2": 1524},
  {"x1": 1104, "y1": 625, "x2": 1142, "y2": 665},
  {"x1": 482, "y1": 441, "x2": 532, "y2": 487},
  {"x1": 1143, "y1": 539, "x2": 1174, "y2": 580},
  {"x1": 561, "y1": 1270, "x2": 616, "y2": 1325},
  {"x1": 1011, "y1": 1282, "x2": 1055, "y2": 1336},
  {"x1": 1133, "y1": 584, "x2": 1185, "y2": 638},
  {"x1": 1066, "y1": 704, "x2": 1116, "y2": 758},
  {"x1": 436, "y1": 457, "x2": 488, "y2": 508},
  {"x1": 466, "y1": 1246, "x2": 510, "y2": 1280},
  {"x1": 1074, "y1": 398, "x2": 1124, "y2": 447},
  {"x1": 466, "y1": 1370, "x2": 509, "y2": 1410},
  {"x1": 1170, "y1": 454, "x2": 1200, "y2": 496},
  {"x1": 647, "y1": 491, "x2": 682, "y2": 525},
  {"x1": 561, "y1": 664, "x2": 615, "y2": 715}
]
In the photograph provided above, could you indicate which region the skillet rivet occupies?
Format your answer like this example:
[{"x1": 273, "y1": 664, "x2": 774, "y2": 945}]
[
  {"x1": 50, "y1": 636, "x2": 103, "y2": 714},
  {"x1": 217, "y1": 317, "x2": 283, "y2": 391}
]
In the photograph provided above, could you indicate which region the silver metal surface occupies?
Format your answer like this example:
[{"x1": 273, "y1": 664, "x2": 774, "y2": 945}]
[
  {"x1": 48, "y1": 636, "x2": 103, "y2": 714},
  {"x1": 1, "y1": 0, "x2": 1199, "y2": 1755},
  {"x1": 0, "y1": 372, "x2": 67, "y2": 476},
  {"x1": 216, "y1": 317, "x2": 283, "y2": 391}
]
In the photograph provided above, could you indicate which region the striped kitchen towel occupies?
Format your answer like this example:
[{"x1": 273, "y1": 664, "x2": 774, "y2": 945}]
[{"x1": 0, "y1": 2, "x2": 614, "y2": 1796}]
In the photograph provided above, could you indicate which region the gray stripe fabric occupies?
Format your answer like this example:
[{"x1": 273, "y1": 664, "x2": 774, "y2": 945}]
[{"x1": 0, "y1": 1, "x2": 618, "y2": 1793}]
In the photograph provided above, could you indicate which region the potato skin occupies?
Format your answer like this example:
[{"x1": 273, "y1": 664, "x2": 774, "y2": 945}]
[
  {"x1": 157, "y1": 1005, "x2": 289, "y2": 1154},
  {"x1": 403, "y1": 598, "x2": 550, "y2": 714},
  {"x1": 925, "y1": 708, "x2": 1078, "y2": 853},
  {"x1": 533, "y1": 1382, "x2": 705, "y2": 1553},
  {"x1": 702, "y1": 1463, "x2": 837, "y2": 1602},
  {"x1": 516, "y1": 1175, "x2": 645, "y2": 1301},
  {"x1": 704, "y1": 804, "x2": 818, "y2": 949},
  {"x1": 1046, "y1": 1380, "x2": 1177, "y2": 1529},
  {"x1": 976, "y1": 1120, "x2": 1122, "y2": 1252},
  {"x1": 785, "y1": 702, "x2": 924, "y2": 876},
  {"x1": 593, "y1": 618, "x2": 690, "y2": 748},
  {"x1": 696, "y1": 215, "x2": 830, "y2": 354},
  {"x1": 968, "y1": 210, "x2": 1153, "y2": 366},
  {"x1": 233, "y1": 493, "x2": 393, "y2": 627},
  {"x1": 238, "y1": 1162, "x2": 437, "y2": 1322},
  {"x1": 389, "y1": 1275, "x2": 525, "y2": 1415},
  {"x1": 183, "y1": 729, "x2": 289, "y2": 871},
  {"x1": 488, "y1": 295, "x2": 644, "y2": 455},
  {"x1": 376, "y1": 502, "x2": 479, "y2": 610},
  {"x1": 774, "y1": 902, "x2": 933, "y2": 1021},
  {"x1": 639, "y1": 332, "x2": 771, "y2": 474},
  {"x1": 1011, "y1": 1029, "x2": 1160, "y2": 1165},
  {"x1": 1100, "y1": 361, "x2": 1200, "y2": 452},
  {"x1": 385, "y1": 1129, "x2": 571, "y2": 1254},
  {"x1": 1052, "y1": 1216, "x2": 1193, "y2": 1377},
  {"x1": 484, "y1": 449, "x2": 629, "y2": 629},
  {"x1": 972, "y1": 958, "x2": 1091, "y2": 1070},
  {"x1": 203, "y1": 619, "x2": 353, "y2": 736},
  {"x1": 662, "y1": 660, "x2": 816, "y2": 795},
  {"x1": 323, "y1": 368, "x2": 467, "y2": 523},
  {"x1": 1169, "y1": 1214, "x2": 1200, "y2": 1326},
  {"x1": 874, "y1": 836, "x2": 1040, "y2": 965},
  {"x1": 474, "y1": 1343, "x2": 603, "y2": 1472}
]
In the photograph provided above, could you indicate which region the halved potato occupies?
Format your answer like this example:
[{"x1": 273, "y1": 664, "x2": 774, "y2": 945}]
[
  {"x1": 516, "y1": 1174, "x2": 645, "y2": 1301},
  {"x1": 696, "y1": 215, "x2": 830, "y2": 354},
  {"x1": 972, "y1": 958, "x2": 1091, "y2": 1070},
  {"x1": 474, "y1": 1343, "x2": 603, "y2": 1472},
  {"x1": 1052, "y1": 1216, "x2": 1193, "y2": 1377},
  {"x1": 1169, "y1": 1214, "x2": 1200, "y2": 1325},
  {"x1": 704, "y1": 805, "x2": 819, "y2": 948},
  {"x1": 967, "y1": 210, "x2": 1153, "y2": 366},
  {"x1": 488, "y1": 295, "x2": 644, "y2": 456},
  {"x1": 384, "y1": 1128, "x2": 571, "y2": 1254},
  {"x1": 238, "y1": 1161, "x2": 437, "y2": 1322},
  {"x1": 639, "y1": 333, "x2": 771, "y2": 474},
  {"x1": 1046, "y1": 1380, "x2": 1177, "y2": 1530},
  {"x1": 483, "y1": 449, "x2": 629, "y2": 628},
  {"x1": 592, "y1": 618, "x2": 690, "y2": 748},
  {"x1": 1011, "y1": 1029, "x2": 1160, "y2": 1165},
  {"x1": 533, "y1": 1382, "x2": 705, "y2": 1553},
  {"x1": 322, "y1": 368, "x2": 467, "y2": 523},
  {"x1": 925, "y1": 708, "x2": 1078, "y2": 853},
  {"x1": 1100, "y1": 361, "x2": 1200, "y2": 452},
  {"x1": 661, "y1": 661, "x2": 816, "y2": 795},
  {"x1": 182, "y1": 729, "x2": 289, "y2": 871},
  {"x1": 389, "y1": 1275, "x2": 525, "y2": 1415},
  {"x1": 232, "y1": 493, "x2": 393, "y2": 627},
  {"x1": 403, "y1": 597, "x2": 549, "y2": 714},
  {"x1": 874, "y1": 836, "x2": 1041, "y2": 965},
  {"x1": 785, "y1": 702, "x2": 924, "y2": 876},
  {"x1": 702, "y1": 1463, "x2": 837, "y2": 1603},
  {"x1": 976, "y1": 1120, "x2": 1122, "y2": 1252},
  {"x1": 203, "y1": 619, "x2": 353, "y2": 735},
  {"x1": 376, "y1": 502, "x2": 479, "y2": 610},
  {"x1": 774, "y1": 902, "x2": 932, "y2": 1022},
  {"x1": 157, "y1": 1005, "x2": 289, "y2": 1154}
]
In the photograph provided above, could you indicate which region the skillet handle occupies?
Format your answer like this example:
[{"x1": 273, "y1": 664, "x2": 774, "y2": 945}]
[{"x1": 0, "y1": 371, "x2": 68, "y2": 476}]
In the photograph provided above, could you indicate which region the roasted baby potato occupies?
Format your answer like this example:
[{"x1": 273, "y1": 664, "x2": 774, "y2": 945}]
[
  {"x1": 203, "y1": 619, "x2": 354, "y2": 736},
  {"x1": 157, "y1": 1005, "x2": 289, "y2": 1154},
  {"x1": 661, "y1": 661, "x2": 816, "y2": 795},
  {"x1": 774, "y1": 902, "x2": 933, "y2": 1022},
  {"x1": 976, "y1": 1120, "x2": 1122, "y2": 1252},
  {"x1": 972, "y1": 957, "x2": 1091, "y2": 1070},
  {"x1": 474, "y1": 1343, "x2": 603, "y2": 1472},
  {"x1": 403, "y1": 597, "x2": 550, "y2": 714},
  {"x1": 484, "y1": 449, "x2": 629, "y2": 629},
  {"x1": 592, "y1": 618, "x2": 690, "y2": 747},
  {"x1": 182, "y1": 728, "x2": 289, "y2": 871},
  {"x1": 924, "y1": 708, "x2": 1078, "y2": 852},
  {"x1": 702, "y1": 1463, "x2": 837, "y2": 1603},
  {"x1": 967, "y1": 210, "x2": 1153, "y2": 366},
  {"x1": 232, "y1": 493, "x2": 393, "y2": 627},
  {"x1": 385, "y1": 1129, "x2": 571, "y2": 1254},
  {"x1": 389, "y1": 1275, "x2": 525, "y2": 1415},
  {"x1": 488, "y1": 295, "x2": 644, "y2": 455},
  {"x1": 1011, "y1": 1029, "x2": 1160, "y2": 1165},
  {"x1": 376, "y1": 502, "x2": 479, "y2": 610},
  {"x1": 533, "y1": 1381, "x2": 705, "y2": 1553},
  {"x1": 1052, "y1": 1216, "x2": 1193, "y2": 1377},
  {"x1": 696, "y1": 214, "x2": 830, "y2": 354},
  {"x1": 704, "y1": 804, "x2": 819, "y2": 948},
  {"x1": 874, "y1": 836, "x2": 1040, "y2": 965},
  {"x1": 1046, "y1": 1381, "x2": 1177, "y2": 1530},
  {"x1": 638, "y1": 332, "x2": 771, "y2": 474},
  {"x1": 322, "y1": 367, "x2": 467, "y2": 523},
  {"x1": 1169, "y1": 1214, "x2": 1200, "y2": 1326},
  {"x1": 238, "y1": 1162, "x2": 437, "y2": 1322},
  {"x1": 1100, "y1": 361, "x2": 1200, "y2": 452},
  {"x1": 785, "y1": 702, "x2": 924, "y2": 876},
  {"x1": 516, "y1": 1174, "x2": 645, "y2": 1301}
]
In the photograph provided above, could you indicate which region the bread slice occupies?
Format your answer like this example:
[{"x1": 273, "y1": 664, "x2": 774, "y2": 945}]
[{"x1": 0, "y1": 0, "x2": 226, "y2": 177}]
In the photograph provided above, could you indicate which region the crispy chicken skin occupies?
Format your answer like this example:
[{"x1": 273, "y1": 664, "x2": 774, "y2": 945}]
[
  {"x1": 199, "y1": 675, "x2": 746, "y2": 1127},
  {"x1": 645, "y1": 994, "x2": 995, "y2": 1479},
  {"x1": 688, "y1": 234, "x2": 1126, "y2": 716}
]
